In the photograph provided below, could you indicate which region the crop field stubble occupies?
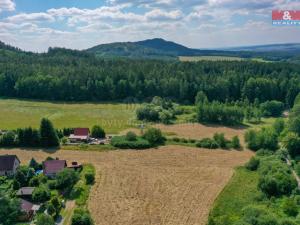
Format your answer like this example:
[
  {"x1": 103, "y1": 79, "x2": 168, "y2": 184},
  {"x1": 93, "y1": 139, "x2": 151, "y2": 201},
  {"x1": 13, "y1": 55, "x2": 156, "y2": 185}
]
[{"x1": 1, "y1": 146, "x2": 253, "y2": 225}]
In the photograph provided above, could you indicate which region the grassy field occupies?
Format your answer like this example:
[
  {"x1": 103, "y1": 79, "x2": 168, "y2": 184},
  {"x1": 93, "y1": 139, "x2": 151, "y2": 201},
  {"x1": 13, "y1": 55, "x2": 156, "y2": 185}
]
[
  {"x1": 208, "y1": 167, "x2": 260, "y2": 224},
  {"x1": 179, "y1": 56, "x2": 244, "y2": 62},
  {"x1": 0, "y1": 98, "x2": 138, "y2": 133}
]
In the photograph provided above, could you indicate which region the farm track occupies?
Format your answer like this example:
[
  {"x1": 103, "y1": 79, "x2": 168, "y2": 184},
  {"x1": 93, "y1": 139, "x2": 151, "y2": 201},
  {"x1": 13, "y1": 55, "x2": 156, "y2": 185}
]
[{"x1": 1, "y1": 146, "x2": 253, "y2": 225}]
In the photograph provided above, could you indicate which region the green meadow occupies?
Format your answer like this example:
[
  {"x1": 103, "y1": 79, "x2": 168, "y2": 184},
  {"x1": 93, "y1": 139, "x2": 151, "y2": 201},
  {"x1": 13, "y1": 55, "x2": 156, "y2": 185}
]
[{"x1": 0, "y1": 99, "x2": 138, "y2": 133}]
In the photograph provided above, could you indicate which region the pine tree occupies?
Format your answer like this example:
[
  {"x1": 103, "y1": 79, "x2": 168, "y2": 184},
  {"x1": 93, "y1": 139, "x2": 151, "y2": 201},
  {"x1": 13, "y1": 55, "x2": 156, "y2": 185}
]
[{"x1": 40, "y1": 118, "x2": 60, "y2": 147}]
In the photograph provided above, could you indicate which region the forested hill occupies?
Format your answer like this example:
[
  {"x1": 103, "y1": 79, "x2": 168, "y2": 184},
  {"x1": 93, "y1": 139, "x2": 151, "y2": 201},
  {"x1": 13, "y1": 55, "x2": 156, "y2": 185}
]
[
  {"x1": 1, "y1": 42, "x2": 300, "y2": 106},
  {"x1": 86, "y1": 38, "x2": 300, "y2": 62}
]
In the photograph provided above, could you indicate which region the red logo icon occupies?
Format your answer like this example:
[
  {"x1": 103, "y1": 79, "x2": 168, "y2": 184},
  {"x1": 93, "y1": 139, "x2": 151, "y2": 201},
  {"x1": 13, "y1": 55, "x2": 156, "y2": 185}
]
[{"x1": 272, "y1": 10, "x2": 300, "y2": 20}]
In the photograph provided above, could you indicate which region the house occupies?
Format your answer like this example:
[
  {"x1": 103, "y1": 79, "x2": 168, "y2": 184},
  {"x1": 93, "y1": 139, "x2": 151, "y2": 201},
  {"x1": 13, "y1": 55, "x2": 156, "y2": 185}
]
[
  {"x1": 43, "y1": 160, "x2": 67, "y2": 177},
  {"x1": 69, "y1": 128, "x2": 90, "y2": 143},
  {"x1": 17, "y1": 187, "x2": 35, "y2": 199},
  {"x1": 0, "y1": 155, "x2": 20, "y2": 176},
  {"x1": 19, "y1": 199, "x2": 40, "y2": 221}
]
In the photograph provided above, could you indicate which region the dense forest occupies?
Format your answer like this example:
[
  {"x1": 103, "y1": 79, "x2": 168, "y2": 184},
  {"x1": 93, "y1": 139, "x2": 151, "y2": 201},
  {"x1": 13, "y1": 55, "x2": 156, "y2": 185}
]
[{"x1": 1, "y1": 45, "x2": 300, "y2": 106}]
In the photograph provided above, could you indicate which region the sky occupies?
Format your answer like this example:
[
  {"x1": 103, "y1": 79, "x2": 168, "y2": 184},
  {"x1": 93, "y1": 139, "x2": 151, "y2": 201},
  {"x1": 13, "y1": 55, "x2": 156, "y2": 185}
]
[{"x1": 0, "y1": 0, "x2": 300, "y2": 52}]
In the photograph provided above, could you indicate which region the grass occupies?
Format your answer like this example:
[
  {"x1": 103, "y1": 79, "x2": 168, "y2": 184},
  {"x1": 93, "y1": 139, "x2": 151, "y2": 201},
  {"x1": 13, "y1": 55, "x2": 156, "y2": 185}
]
[
  {"x1": 208, "y1": 167, "x2": 260, "y2": 224},
  {"x1": 61, "y1": 144, "x2": 116, "y2": 152},
  {"x1": 0, "y1": 98, "x2": 138, "y2": 134},
  {"x1": 72, "y1": 164, "x2": 96, "y2": 207},
  {"x1": 179, "y1": 56, "x2": 244, "y2": 62}
]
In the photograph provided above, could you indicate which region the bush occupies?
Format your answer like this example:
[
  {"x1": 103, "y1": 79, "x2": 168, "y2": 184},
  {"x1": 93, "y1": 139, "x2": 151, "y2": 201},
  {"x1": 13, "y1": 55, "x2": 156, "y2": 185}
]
[
  {"x1": 258, "y1": 171, "x2": 297, "y2": 197},
  {"x1": 196, "y1": 138, "x2": 219, "y2": 149},
  {"x1": 213, "y1": 133, "x2": 227, "y2": 148},
  {"x1": 91, "y1": 125, "x2": 105, "y2": 138},
  {"x1": 273, "y1": 119, "x2": 285, "y2": 135},
  {"x1": 260, "y1": 100, "x2": 285, "y2": 117},
  {"x1": 172, "y1": 137, "x2": 180, "y2": 142},
  {"x1": 231, "y1": 136, "x2": 241, "y2": 149},
  {"x1": 282, "y1": 132, "x2": 300, "y2": 158},
  {"x1": 125, "y1": 131, "x2": 137, "y2": 141},
  {"x1": 246, "y1": 157, "x2": 260, "y2": 171},
  {"x1": 282, "y1": 198, "x2": 298, "y2": 217},
  {"x1": 111, "y1": 136, "x2": 151, "y2": 149},
  {"x1": 32, "y1": 185, "x2": 51, "y2": 203},
  {"x1": 36, "y1": 214, "x2": 55, "y2": 225},
  {"x1": 85, "y1": 172, "x2": 95, "y2": 185},
  {"x1": 71, "y1": 208, "x2": 94, "y2": 225},
  {"x1": 56, "y1": 169, "x2": 79, "y2": 192},
  {"x1": 245, "y1": 128, "x2": 278, "y2": 151},
  {"x1": 143, "y1": 128, "x2": 165, "y2": 146}
]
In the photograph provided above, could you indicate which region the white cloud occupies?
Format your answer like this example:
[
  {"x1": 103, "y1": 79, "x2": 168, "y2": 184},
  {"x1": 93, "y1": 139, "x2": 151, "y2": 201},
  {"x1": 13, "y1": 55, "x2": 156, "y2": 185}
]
[
  {"x1": 0, "y1": 0, "x2": 15, "y2": 12},
  {"x1": 7, "y1": 13, "x2": 55, "y2": 23},
  {"x1": 145, "y1": 9, "x2": 183, "y2": 20}
]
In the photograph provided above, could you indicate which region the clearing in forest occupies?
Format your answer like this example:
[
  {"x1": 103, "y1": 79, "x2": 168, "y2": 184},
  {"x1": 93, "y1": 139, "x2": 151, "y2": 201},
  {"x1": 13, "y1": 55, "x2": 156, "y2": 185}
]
[{"x1": 1, "y1": 146, "x2": 253, "y2": 225}]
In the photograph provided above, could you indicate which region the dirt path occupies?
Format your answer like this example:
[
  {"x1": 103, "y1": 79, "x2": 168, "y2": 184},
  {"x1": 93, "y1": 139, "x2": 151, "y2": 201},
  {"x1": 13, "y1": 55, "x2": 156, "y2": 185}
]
[{"x1": 1, "y1": 146, "x2": 253, "y2": 225}]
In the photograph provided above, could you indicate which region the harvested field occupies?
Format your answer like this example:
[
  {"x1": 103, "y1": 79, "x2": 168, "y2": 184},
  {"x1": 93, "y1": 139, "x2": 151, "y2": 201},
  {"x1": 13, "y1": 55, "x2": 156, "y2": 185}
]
[{"x1": 1, "y1": 146, "x2": 253, "y2": 225}]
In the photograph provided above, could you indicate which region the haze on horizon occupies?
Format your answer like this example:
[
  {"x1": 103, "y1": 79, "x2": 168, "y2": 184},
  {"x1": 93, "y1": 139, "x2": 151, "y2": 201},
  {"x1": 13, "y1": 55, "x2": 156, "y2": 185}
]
[{"x1": 0, "y1": 0, "x2": 300, "y2": 52}]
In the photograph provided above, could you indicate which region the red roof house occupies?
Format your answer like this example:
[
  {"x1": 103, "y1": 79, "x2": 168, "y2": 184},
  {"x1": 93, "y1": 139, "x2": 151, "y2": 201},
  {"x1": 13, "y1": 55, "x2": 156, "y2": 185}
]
[
  {"x1": 69, "y1": 128, "x2": 90, "y2": 143},
  {"x1": 43, "y1": 160, "x2": 67, "y2": 177},
  {"x1": 19, "y1": 199, "x2": 40, "y2": 221}
]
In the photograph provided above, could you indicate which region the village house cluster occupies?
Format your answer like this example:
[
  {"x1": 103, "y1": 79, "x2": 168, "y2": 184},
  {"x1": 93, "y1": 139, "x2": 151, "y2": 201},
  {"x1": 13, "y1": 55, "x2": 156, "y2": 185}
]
[{"x1": 0, "y1": 154, "x2": 82, "y2": 222}]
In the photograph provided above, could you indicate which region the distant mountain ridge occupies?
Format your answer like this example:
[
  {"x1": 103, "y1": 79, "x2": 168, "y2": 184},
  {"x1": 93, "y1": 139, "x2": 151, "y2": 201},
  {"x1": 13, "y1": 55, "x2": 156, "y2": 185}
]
[
  {"x1": 1, "y1": 39, "x2": 300, "y2": 62},
  {"x1": 86, "y1": 38, "x2": 300, "y2": 61},
  {"x1": 225, "y1": 43, "x2": 300, "y2": 52}
]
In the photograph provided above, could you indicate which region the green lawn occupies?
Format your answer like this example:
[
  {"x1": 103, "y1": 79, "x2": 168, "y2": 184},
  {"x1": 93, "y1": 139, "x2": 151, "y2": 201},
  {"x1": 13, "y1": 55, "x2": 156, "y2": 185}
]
[
  {"x1": 0, "y1": 98, "x2": 138, "y2": 133},
  {"x1": 208, "y1": 167, "x2": 260, "y2": 224}
]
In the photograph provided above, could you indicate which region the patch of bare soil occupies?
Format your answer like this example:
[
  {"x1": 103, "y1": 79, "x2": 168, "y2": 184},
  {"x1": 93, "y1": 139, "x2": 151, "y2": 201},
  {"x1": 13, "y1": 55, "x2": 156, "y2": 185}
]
[{"x1": 1, "y1": 146, "x2": 252, "y2": 225}]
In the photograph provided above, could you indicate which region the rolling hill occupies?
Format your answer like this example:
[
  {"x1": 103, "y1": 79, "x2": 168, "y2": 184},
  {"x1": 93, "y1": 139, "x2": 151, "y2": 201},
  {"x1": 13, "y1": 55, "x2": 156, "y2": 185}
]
[{"x1": 86, "y1": 38, "x2": 300, "y2": 62}]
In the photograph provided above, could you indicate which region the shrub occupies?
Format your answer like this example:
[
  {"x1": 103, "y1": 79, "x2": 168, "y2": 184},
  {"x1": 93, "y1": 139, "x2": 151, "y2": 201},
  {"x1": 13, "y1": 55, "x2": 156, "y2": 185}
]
[
  {"x1": 189, "y1": 139, "x2": 196, "y2": 143},
  {"x1": 245, "y1": 128, "x2": 278, "y2": 151},
  {"x1": 47, "y1": 203, "x2": 56, "y2": 217},
  {"x1": 280, "y1": 219, "x2": 297, "y2": 225},
  {"x1": 246, "y1": 157, "x2": 260, "y2": 171},
  {"x1": 143, "y1": 128, "x2": 165, "y2": 146},
  {"x1": 231, "y1": 136, "x2": 241, "y2": 149},
  {"x1": 36, "y1": 214, "x2": 55, "y2": 225},
  {"x1": 172, "y1": 137, "x2": 180, "y2": 142},
  {"x1": 85, "y1": 172, "x2": 95, "y2": 185},
  {"x1": 91, "y1": 125, "x2": 105, "y2": 138},
  {"x1": 111, "y1": 136, "x2": 151, "y2": 149},
  {"x1": 258, "y1": 171, "x2": 297, "y2": 197},
  {"x1": 56, "y1": 169, "x2": 79, "y2": 192},
  {"x1": 282, "y1": 198, "x2": 298, "y2": 217},
  {"x1": 282, "y1": 132, "x2": 300, "y2": 158},
  {"x1": 260, "y1": 100, "x2": 284, "y2": 117},
  {"x1": 196, "y1": 138, "x2": 219, "y2": 149},
  {"x1": 125, "y1": 131, "x2": 137, "y2": 141},
  {"x1": 213, "y1": 133, "x2": 227, "y2": 148},
  {"x1": 0, "y1": 195, "x2": 21, "y2": 225},
  {"x1": 71, "y1": 208, "x2": 94, "y2": 225},
  {"x1": 32, "y1": 185, "x2": 51, "y2": 203},
  {"x1": 273, "y1": 119, "x2": 285, "y2": 135}
]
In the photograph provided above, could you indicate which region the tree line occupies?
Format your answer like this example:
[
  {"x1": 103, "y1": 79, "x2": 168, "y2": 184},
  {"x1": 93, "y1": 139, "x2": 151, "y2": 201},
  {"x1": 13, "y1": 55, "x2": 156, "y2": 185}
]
[{"x1": 0, "y1": 48, "x2": 300, "y2": 105}]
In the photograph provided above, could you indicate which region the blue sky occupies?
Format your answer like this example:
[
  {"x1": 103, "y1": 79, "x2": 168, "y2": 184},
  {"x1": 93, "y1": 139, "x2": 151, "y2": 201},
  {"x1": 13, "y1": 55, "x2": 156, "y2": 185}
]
[{"x1": 0, "y1": 0, "x2": 300, "y2": 52}]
